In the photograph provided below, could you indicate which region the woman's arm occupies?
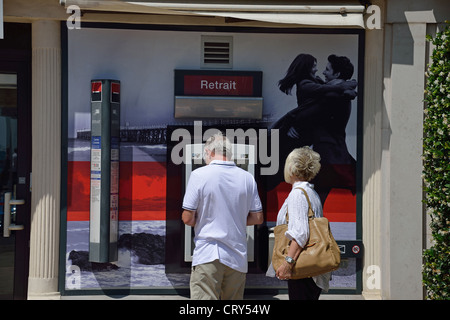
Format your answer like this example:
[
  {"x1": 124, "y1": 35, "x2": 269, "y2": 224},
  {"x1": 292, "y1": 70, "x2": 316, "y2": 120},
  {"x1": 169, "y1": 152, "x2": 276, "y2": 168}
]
[
  {"x1": 324, "y1": 89, "x2": 357, "y2": 100},
  {"x1": 275, "y1": 188, "x2": 309, "y2": 279},
  {"x1": 276, "y1": 239, "x2": 303, "y2": 280},
  {"x1": 323, "y1": 79, "x2": 357, "y2": 99},
  {"x1": 290, "y1": 79, "x2": 357, "y2": 130},
  {"x1": 287, "y1": 238, "x2": 303, "y2": 261},
  {"x1": 299, "y1": 78, "x2": 357, "y2": 98}
]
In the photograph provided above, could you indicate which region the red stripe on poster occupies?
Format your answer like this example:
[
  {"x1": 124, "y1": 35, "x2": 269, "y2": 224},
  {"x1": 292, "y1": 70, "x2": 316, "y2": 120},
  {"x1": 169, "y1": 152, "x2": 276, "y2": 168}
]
[
  {"x1": 67, "y1": 161, "x2": 167, "y2": 221},
  {"x1": 67, "y1": 211, "x2": 89, "y2": 221},
  {"x1": 265, "y1": 184, "x2": 356, "y2": 223},
  {"x1": 66, "y1": 210, "x2": 166, "y2": 221},
  {"x1": 266, "y1": 182, "x2": 291, "y2": 222},
  {"x1": 323, "y1": 188, "x2": 356, "y2": 222}
]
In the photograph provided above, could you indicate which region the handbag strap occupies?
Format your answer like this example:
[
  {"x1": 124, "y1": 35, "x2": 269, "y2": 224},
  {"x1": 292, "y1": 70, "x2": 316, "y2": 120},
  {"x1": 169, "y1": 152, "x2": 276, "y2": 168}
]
[
  {"x1": 296, "y1": 187, "x2": 315, "y2": 219},
  {"x1": 286, "y1": 186, "x2": 315, "y2": 222}
]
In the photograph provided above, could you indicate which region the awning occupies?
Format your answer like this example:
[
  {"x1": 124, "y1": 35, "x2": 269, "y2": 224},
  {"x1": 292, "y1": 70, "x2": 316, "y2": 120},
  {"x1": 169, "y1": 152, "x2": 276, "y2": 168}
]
[{"x1": 60, "y1": 1, "x2": 366, "y2": 28}]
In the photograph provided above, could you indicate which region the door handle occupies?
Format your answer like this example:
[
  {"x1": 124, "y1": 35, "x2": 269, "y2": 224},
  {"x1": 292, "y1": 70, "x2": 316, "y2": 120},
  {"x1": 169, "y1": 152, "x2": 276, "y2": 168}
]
[{"x1": 3, "y1": 192, "x2": 25, "y2": 237}]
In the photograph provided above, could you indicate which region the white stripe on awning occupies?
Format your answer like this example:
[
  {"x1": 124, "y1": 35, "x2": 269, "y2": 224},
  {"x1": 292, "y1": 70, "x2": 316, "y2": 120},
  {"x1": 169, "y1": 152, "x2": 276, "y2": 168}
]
[
  {"x1": 185, "y1": 11, "x2": 364, "y2": 27},
  {"x1": 60, "y1": 1, "x2": 366, "y2": 28}
]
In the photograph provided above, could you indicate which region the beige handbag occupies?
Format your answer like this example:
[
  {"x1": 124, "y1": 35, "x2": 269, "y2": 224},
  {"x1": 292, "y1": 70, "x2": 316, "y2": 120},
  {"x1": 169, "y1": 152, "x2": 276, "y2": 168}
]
[{"x1": 272, "y1": 187, "x2": 341, "y2": 279}]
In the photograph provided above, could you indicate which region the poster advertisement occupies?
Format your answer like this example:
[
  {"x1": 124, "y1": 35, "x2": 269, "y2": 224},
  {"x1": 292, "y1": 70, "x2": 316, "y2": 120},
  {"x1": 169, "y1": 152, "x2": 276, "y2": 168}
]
[{"x1": 65, "y1": 26, "x2": 362, "y2": 293}]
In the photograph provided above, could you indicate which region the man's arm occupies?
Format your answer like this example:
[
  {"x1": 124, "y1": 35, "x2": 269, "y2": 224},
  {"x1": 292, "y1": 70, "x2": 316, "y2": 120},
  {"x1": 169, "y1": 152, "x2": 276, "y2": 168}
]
[
  {"x1": 247, "y1": 210, "x2": 264, "y2": 226},
  {"x1": 182, "y1": 209, "x2": 196, "y2": 227}
]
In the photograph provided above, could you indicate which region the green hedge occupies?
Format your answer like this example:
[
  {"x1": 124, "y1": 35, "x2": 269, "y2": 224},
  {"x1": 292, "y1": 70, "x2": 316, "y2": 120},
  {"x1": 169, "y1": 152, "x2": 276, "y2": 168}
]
[{"x1": 422, "y1": 21, "x2": 450, "y2": 300}]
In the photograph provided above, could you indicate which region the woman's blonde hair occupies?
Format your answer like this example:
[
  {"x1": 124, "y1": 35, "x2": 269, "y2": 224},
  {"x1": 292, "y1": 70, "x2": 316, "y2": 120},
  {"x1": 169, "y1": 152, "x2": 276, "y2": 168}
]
[{"x1": 284, "y1": 147, "x2": 321, "y2": 183}]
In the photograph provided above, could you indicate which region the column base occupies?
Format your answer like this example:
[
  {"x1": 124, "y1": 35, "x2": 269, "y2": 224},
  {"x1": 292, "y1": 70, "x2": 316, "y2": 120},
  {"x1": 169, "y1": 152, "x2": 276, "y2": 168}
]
[
  {"x1": 362, "y1": 290, "x2": 382, "y2": 300},
  {"x1": 27, "y1": 277, "x2": 60, "y2": 300},
  {"x1": 28, "y1": 292, "x2": 61, "y2": 300}
]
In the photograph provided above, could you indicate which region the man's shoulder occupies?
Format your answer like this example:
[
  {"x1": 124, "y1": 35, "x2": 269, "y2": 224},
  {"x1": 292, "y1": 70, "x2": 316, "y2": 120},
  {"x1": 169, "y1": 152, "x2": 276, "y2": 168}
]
[
  {"x1": 191, "y1": 165, "x2": 210, "y2": 176},
  {"x1": 191, "y1": 163, "x2": 228, "y2": 178},
  {"x1": 233, "y1": 167, "x2": 258, "y2": 185}
]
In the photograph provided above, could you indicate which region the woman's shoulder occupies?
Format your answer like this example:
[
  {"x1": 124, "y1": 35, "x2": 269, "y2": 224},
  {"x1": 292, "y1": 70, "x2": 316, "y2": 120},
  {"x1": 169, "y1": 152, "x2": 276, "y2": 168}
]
[
  {"x1": 291, "y1": 183, "x2": 319, "y2": 202},
  {"x1": 288, "y1": 183, "x2": 310, "y2": 199},
  {"x1": 292, "y1": 182, "x2": 312, "y2": 191}
]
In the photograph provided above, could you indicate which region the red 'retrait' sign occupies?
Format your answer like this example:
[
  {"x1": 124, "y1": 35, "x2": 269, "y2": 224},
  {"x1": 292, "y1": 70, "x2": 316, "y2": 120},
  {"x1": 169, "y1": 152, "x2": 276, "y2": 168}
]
[{"x1": 183, "y1": 75, "x2": 254, "y2": 96}]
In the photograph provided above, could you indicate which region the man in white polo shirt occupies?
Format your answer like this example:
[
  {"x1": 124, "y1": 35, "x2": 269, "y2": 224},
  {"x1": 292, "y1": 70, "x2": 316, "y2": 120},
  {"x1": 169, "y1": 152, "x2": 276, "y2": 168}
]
[{"x1": 182, "y1": 133, "x2": 264, "y2": 300}]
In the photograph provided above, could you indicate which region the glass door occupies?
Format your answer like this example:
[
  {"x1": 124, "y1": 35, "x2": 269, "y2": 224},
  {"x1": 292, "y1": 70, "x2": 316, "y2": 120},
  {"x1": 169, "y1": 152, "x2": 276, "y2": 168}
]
[
  {"x1": 0, "y1": 73, "x2": 19, "y2": 299},
  {"x1": 0, "y1": 62, "x2": 32, "y2": 300}
]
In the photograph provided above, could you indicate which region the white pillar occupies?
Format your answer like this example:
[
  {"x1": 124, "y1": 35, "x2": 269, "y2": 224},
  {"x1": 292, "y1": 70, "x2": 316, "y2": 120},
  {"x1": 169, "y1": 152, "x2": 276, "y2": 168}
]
[
  {"x1": 381, "y1": 20, "x2": 427, "y2": 300},
  {"x1": 28, "y1": 20, "x2": 61, "y2": 300},
  {"x1": 361, "y1": 26, "x2": 384, "y2": 300}
]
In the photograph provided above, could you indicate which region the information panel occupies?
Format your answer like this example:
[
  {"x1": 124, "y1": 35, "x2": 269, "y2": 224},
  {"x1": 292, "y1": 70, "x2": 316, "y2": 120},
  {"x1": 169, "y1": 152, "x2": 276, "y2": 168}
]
[{"x1": 89, "y1": 79, "x2": 120, "y2": 263}]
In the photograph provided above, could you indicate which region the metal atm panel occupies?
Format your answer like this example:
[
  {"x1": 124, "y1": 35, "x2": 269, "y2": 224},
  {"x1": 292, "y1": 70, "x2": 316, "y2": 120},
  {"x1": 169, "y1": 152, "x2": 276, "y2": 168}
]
[{"x1": 184, "y1": 143, "x2": 256, "y2": 262}]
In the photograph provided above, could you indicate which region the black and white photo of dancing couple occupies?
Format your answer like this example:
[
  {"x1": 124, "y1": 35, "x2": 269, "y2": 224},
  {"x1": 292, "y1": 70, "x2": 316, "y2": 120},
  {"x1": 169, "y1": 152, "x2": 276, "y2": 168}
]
[{"x1": 267, "y1": 53, "x2": 358, "y2": 209}]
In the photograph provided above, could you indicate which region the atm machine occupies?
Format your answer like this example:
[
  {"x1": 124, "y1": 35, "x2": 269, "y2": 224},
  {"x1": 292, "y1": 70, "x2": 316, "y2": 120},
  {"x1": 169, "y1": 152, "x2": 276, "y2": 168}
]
[
  {"x1": 183, "y1": 143, "x2": 256, "y2": 263},
  {"x1": 165, "y1": 124, "x2": 268, "y2": 275}
]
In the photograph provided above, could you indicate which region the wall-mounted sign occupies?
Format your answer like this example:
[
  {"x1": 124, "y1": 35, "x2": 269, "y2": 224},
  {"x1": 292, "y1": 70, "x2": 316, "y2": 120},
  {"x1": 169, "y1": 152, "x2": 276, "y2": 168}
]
[
  {"x1": 174, "y1": 70, "x2": 263, "y2": 119},
  {"x1": 183, "y1": 75, "x2": 254, "y2": 96}
]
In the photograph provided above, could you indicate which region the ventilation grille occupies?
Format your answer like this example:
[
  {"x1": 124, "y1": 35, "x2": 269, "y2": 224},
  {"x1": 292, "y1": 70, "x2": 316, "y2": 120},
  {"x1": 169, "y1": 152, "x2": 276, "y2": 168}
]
[{"x1": 202, "y1": 36, "x2": 232, "y2": 68}]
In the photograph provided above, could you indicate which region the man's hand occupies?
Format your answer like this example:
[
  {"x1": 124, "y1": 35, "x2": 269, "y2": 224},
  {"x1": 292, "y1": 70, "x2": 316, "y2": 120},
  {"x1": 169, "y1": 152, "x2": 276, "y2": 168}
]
[{"x1": 247, "y1": 211, "x2": 263, "y2": 226}]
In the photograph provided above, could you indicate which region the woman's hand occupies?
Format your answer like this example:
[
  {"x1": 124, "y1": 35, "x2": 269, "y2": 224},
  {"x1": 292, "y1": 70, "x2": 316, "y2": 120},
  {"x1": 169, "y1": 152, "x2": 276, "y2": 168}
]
[
  {"x1": 287, "y1": 127, "x2": 300, "y2": 139},
  {"x1": 276, "y1": 260, "x2": 293, "y2": 280},
  {"x1": 276, "y1": 239, "x2": 303, "y2": 280},
  {"x1": 340, "y1": 79, "x2": 357, "y2": 90}
]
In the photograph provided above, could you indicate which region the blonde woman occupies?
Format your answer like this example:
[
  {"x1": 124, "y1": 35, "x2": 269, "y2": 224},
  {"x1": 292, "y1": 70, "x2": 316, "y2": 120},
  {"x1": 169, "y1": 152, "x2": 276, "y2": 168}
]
[{"x1": 266, "y1": 146, "x2": 330, "y2": 300}]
